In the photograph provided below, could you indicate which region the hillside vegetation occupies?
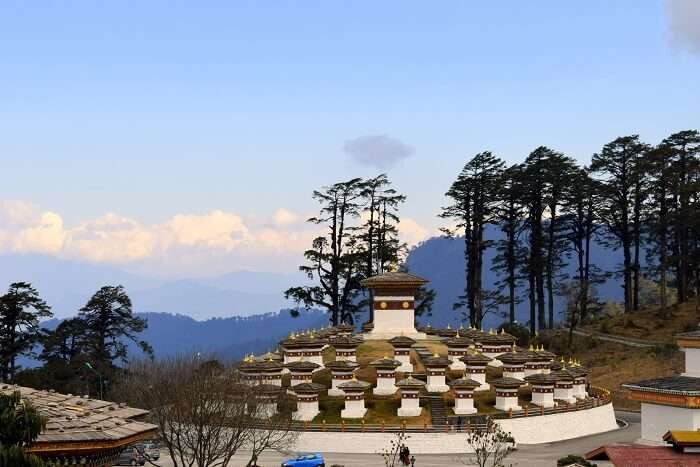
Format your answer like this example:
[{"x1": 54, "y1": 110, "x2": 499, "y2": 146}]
[{"x1": 549, "y1": 302, "x2": 698, "y2": 410}]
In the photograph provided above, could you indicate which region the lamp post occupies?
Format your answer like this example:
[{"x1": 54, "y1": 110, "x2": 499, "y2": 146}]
[{"x1": 85, "y1": 362, "x2": 103, "y2": 400}]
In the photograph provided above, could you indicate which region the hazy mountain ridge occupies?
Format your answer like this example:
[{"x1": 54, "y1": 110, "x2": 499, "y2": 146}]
[{"x1": 406, "y1": 230, "x2": 629, "y2": 329}]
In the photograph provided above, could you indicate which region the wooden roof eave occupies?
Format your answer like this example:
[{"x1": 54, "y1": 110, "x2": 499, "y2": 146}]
[{"x1": 27, "y1": 427, "x2": 158, "y2": 455}]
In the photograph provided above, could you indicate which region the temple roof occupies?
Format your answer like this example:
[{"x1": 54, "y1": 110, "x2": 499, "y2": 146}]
[
  {"x1": 622, "y1": 376, "x2": 700, "y2": 396},
  {"x1": 284, "y1": 360, "x2": 321, "y2": 371},
  {"x1": 370, "y1": 357, "x2": 402, "y2": 369},
  {"x1": 338, "y1": 378, "x2": 371, "y2": 390},
  {"x1": 329, "y1": 335, "x2": 363, "y2": 347},
  {"x1": 551, "y1": 368, "x2": 577, "y2": 381},
  {"x1": 421, "y1": 354, "x2": 451, "y2": 367},
  {"x1": 449, "y1": 378, "x2": 481, "y2": 389},
  {"x1": 436, "y1": 326, "x2": 458, "y2": 338},
  {"x1": 459, "y1": 327, "x2": 488, "y2": 340},
  {"x1": 479, "y1": 330, "x2": 517, "y2": 345},
  {"x1": 445, "y1": 335, "x2": 474, "y2": 347},
  {"x1": 361, "y1": 272, "x2": 428, "y2": 287},
  {"x1": 524, "y1": 373, "x2": 558, "y2": 385},
  {"x1": 490, "y1": 377, "x2": 525, "y2": 388},
  {"x1": 396, "y1": 376, "x2": 426, "y2": 389},
  {"x1": 325, "y1": 360, "x2": 360, "y2": 371},
  {"x1": 291, "y1": 383, "x2": 326, "y2": 394},
  {"x1": 0, "y1": 384, "x2": 156, "y2": 449},
  {"x1": 496, "y1": 352, "x2": 530, "y2": 365},
  {"x1": 388, "y1": 335, "x2": 417, "y2": 347},
  {"x1": 253, "y1": 358, "x2": 284, "y2": 371},
  {"x1": 280, "y1": 332, "x2": 326, "y2": 348},
  {"x1": 460, "y1": 352, "x2": 492, "y2": 365}
]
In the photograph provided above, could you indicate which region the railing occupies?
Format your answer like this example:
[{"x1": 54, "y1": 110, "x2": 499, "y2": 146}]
[{"x1": 254, "y1": 387, "x2": 613, "y2": 433}]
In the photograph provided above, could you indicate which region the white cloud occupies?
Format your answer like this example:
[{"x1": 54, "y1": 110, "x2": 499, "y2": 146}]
[
  {"x1": 343, "y1": 134, "x2": 414, "y2": 169},
  {"x1": 273, "y1": 208, "x2": 301, "y2": 227},
  {"x1": 0, "y1": 201, "x2": 436, "y2": 276},
  {"x1": 398, "y1": 217, "x2": 431, "y2": 247},
  {"x1": 0, "y1": 201, "x2": 323, "y2": 275},
  {"x1": 665, "y1": 0, "x2": 700, "y2": 53},
  {"x1": 66, "y1": 213, "x2": 154, "y2": 262}
]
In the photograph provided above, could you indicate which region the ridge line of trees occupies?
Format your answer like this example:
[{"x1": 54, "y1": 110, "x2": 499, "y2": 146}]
[{"x1": 440, "y1": 130, "x2": 699, "y2": 334}]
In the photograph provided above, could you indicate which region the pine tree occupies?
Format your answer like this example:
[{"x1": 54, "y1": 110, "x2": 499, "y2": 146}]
[
  {"x1": 491, "y1": 165, "x2": 526, "y2": 324},
  {"x1": 591, "y1": 135, "x2": 649, "y2": 313},
  {"x1": 358, "y1": 175, "x2": 407, "y2": 323},
  {"x1": 0, "y1": 283, "x2": 52, "y2": 382},
  {"x1": 441, "y1": 152, "x2": 504, "y2": 328},
  {"x1": 285, "y1": 178, "x2": 365, "y2": 325},
  {"x1": 78, "y1": 285, "x2": 151, "y2": 368},
  {"x1": 663, "y1": 130, "x2": 700, "y2": 304}
]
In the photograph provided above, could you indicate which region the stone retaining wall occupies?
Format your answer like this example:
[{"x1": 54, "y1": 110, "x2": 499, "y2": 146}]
[{"x1": 291, "y1": 403, "x2": 617, "y2": 454}]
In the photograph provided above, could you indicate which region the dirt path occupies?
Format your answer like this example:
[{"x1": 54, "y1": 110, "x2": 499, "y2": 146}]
[{"x1": 572, "y1": 329, "x2": 667, "y2": 348}]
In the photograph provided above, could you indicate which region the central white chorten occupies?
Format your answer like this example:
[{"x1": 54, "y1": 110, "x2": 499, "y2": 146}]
[{"x1": 361, "y1": 272, "x2": 428, "y2": 340}]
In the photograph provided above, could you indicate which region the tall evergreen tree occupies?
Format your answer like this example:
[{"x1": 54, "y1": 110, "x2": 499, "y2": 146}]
[
  {"x1": 491, "y1": 165, "x2": 526, "y2": 324},
  {"x1": 285, "y1": 178, "x2": 365, "y2": 325},
  {"x1": 663, "y1": 130, "x2": 700, "y2": 304},
  {"x1": 591, "y1": 135, "x2": 649, "y2": 313},
  {"x1": 520, "y1": 147, "x2": 554, "y2": 333},
  {"x1": 542, "y1": 152, "x2": 578, "y2": 328},
  {"x1": 441, "y1": 152, "x2": 504, "y2": 328},
  {"x1": 78, "y1": 285, "x2": 151, "y2": 368},
  {"x1": 646, "y1": 144, "x2": 675, "y2": 317},
  {"x1": 0, "y1": 283, "x2": 52, "y2": 382},
  {"x1": 562, "y1": 168, "x2": 606, "y2": 325},
  {"x1": 359, "y1": 174, "x2": 407, "y2": 323}
]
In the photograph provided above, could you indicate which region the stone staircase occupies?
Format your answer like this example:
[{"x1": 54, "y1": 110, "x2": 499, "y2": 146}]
[{"x1": 425, "y1": 393, "x2": 448, "y2": 426}]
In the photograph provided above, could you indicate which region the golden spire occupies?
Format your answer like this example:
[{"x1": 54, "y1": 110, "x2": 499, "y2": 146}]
[
  {"x1": 500, "y1": 328, "x2": 505, "y2": 335},
  {"x1": 529, "y1": 344, "x2": 534, "y2": 352},
  {"x1": 489, "y1": 328, "x2": 494, "y2": 335}
]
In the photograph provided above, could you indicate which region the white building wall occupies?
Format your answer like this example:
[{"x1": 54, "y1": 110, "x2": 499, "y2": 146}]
[
  {"x1": 682, "y1": 348, "x2": 700, "y2": 377},
  {"x1": 640, "y1": 403, "x2": 700, "y2": 442},
  {"x1": 292, "y1": 403, "x2": 617, "y2": 453}
]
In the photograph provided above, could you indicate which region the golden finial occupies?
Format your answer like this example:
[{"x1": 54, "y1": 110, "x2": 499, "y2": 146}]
[
  {"x1": 500, "y1": 328, "x2": 505, "y2": 334},
  {"x1": 459, "y1": 324, "x2": 464, "y2": 330},
  {"x1": 447, "y1": 324, "x2": 452, "y2": 330},
  {"x1": 529, "y1": 344, "x2": 534, "y2": 352},
  {"x1": 433, "y1": 352, "x2": 439, "y2": 358},
  {"x1": 489, "y1": 328, "x2": 494, "y2": 335},
  {"x1": 568, "y1": 357, "x2": 574, "y2": 365},
  {"x1": 560, "y1": 356, "x2": 565, "y2": 363}
]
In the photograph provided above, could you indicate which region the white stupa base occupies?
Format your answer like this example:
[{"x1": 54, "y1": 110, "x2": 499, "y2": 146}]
[
  {"x1": 373, "y1": 386, "x2": 398, "y2": 396},
  {"x1": 364, "y1": 331, "x2": 427, "y2": 340},
  {"x1": 294, "y1": 406, "x2": 319, "y2": 421},
  {"x1": 453, "y1": 405, "x2": 477, "y2": 415},
  {"x1": 426, "y1": 384, "x2": 449, "y2": 393},
  {"x1": 398, "y1": 407, "x2": 423, "y2": 417},
  {"x1": 531, "y1": 394, "x2": 554, "y2": 408},
  {"x1": 449, "y1": 361, "x2": 466, "y2": 371},
  {"x1": 327, "y1": 388, "x2": 345, "y2": 397},
  {"x1": 341, "y1": 407, "x2": 367, "y2": 419},
  {"x1": 495, "y1": 399, "x2": 521, "y2": 412},
  {"x1": 503, "y1": 371, "x2": 525, "y2": 380}
]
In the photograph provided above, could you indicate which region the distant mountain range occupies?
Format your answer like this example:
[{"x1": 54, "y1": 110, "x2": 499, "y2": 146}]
[
  {"x1": 0, "y1": 254, "x2": 306, "y2": 320},
  {"x1": 4, "y1": 231, "x2": 630, "y2": 359},
  {"x1": 406, "y1": 228, "x2": 628, "y2": 329}
]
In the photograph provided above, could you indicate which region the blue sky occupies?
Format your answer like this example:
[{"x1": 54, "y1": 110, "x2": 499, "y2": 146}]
[{"x1": 1, "y1": 1, "x2": 699, "y2": 277}]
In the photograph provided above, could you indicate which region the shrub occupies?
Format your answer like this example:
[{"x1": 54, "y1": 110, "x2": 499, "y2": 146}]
[{"x1": 498, "y1": 321, "x2": 531, "y2": 347}]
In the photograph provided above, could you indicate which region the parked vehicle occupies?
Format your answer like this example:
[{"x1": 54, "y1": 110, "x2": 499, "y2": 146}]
[
  {"x1": 281, "y1": 453, "x2": 325, "y2": 467},
  {"x1": 114, "y1": 446, "x2": 145, "y2": 466},
  {"x1": 134, "y1": 441, "x2": 160, "y2": 460}
]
